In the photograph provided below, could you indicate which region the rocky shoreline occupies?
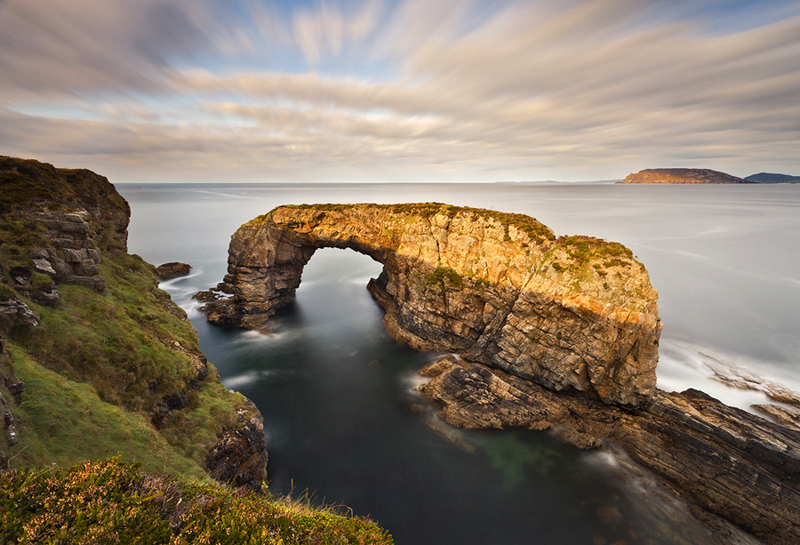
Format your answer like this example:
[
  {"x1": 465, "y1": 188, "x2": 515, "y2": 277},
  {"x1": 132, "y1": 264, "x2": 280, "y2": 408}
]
[{"x1": 418, "y1": 355, "x2": 800, "y2": 545}]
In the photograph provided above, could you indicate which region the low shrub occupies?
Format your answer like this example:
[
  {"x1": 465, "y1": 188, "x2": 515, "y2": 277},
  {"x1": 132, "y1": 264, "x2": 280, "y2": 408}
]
[{"x1": 0, "y1": 459, "x2": 394, "y2": 545}]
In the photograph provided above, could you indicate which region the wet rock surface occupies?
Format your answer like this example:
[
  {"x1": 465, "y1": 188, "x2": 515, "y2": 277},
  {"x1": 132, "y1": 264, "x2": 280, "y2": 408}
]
[
  {"x1": 419, "y1": 356, "x2": 800, "y2": 545},
  {"x1": 198, "y1": 202, "x2": 800, "y2": 542}
]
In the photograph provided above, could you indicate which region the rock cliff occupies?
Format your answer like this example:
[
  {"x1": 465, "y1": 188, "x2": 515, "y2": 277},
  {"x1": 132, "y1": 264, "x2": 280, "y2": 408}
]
[
  {"x1": 0, "y1": 156, "x2": 266, "y2": 489},
  {"x1": 201, "y1": 202, "x2": 800, "y2": 544},
  {"x1": 620, "y1": 168, "x2": 746, "y2": 184},
  {"x1": 201, "y1": 203, "x2": 661, "y2": 408}
]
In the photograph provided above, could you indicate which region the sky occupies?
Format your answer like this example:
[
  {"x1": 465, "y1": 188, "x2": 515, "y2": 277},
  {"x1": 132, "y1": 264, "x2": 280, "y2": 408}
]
[{"x1": 1, "y1": 0, "x2": 799, "y2": 183}]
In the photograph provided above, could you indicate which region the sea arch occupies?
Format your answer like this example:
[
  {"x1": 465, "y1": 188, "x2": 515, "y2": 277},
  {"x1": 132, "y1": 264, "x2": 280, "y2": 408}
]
[{"x1": 201, "y1": 203, "x2": 662, "y2": 408}]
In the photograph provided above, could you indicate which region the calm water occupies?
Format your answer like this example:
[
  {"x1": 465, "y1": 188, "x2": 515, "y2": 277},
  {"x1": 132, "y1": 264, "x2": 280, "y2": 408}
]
[{"x1": 119, "y1": 182, "x2": 800, "y2": 544}]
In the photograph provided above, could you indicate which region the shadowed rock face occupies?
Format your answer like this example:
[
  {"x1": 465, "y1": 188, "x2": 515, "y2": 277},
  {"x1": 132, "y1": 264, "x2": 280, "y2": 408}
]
[{"x1": 201, "y1": 203, "x2": 662, "y2": 408}]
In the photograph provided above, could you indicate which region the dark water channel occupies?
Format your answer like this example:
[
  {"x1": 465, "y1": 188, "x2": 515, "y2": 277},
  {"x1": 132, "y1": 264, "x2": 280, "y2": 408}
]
[{"x1": 186, "y1": 249, "x2": 710, "y2": 545}]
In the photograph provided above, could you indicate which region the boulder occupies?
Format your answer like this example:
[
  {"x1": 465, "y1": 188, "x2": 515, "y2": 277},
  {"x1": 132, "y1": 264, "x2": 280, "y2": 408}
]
[{"x1": 156, "y1": 262, "x2": 192, "y2": 280}]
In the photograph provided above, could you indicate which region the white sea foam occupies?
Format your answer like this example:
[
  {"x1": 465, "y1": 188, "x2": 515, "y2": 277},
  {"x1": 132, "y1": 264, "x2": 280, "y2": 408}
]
[
  {"x1": 581, "y1": 449, "x2": 620, "y2": 470},
  {"x1": 656, "y1": 338, "x2": 794, "y2": 412},
  {"x1": 157, "y1": 266, "x2": 204, "y2": 289},
  {"x1": 400, "y1": 370, "x2": 428, "y2": 392},
  {"x1": 222, "y1": 369, "x2": 277, "y2": 389},
  {"x1": 232, "y1": 326, "x2": 300, "y2": 346}
]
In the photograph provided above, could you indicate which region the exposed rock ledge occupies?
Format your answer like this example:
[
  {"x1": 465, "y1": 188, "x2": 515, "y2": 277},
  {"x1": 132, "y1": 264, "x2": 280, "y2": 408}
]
[
  {"x1": 200, "y1": 203, "x2": 661, "y2": 408},
  {"x1": 419, "y1": 356, "x2": 800, "y2": 545}
]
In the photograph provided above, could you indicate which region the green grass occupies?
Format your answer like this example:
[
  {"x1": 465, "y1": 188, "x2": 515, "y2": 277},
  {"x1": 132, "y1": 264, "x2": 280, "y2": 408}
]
[
  {"x1": 5, "y1": 343, "x2": 210, "y2": 483},
  {"x1": 0, "y1": 156, "x2": 393, "y2": 544},
  {"x1": 10, "y1": 253, "x2": 200, "y2": 413},
  {"x1": 426, "y1": 266, "x2": 464, "y2": 290},
  {"x1": 157, "y1": 379, "x2": 241, "y2": 463},
  {"x1": 0, "y1": 459, "x2": 394, "y2": 545},
  {"x1": 2, "y1": 250, "x2": 252, "y2": 475},
  {"x1": 248, "y1": 203, "x2": 556, "y2": 244}
]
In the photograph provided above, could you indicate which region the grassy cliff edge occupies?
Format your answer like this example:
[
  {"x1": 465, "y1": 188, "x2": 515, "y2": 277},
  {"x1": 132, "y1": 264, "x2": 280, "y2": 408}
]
[{"x1": 0, "y1": 156, "x2": 393, "y2": 544}]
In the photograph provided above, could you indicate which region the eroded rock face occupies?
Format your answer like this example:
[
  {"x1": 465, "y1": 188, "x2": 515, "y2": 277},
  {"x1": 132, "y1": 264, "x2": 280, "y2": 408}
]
[
  {"x1": 202, "y1": 203, "x2": 661, "y2": 407},
  {"x1": 31, "y1": 210, "x2": 107, "y2": 291},
  {"x1": 1, "y1": 156, "x2": 268, "y2": 490},
  {"x1": 0, "y1": 297, "x2": 39, "y2": 327},
  {"x1": 205, "y1": 399, "x2": 268, "y2": 491}
]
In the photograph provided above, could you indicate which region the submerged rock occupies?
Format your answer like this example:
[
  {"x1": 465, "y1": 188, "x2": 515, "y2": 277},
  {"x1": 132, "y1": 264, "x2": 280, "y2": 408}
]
[{"x1": 201, "y1": 203, "x2": 661, "y2": 408}]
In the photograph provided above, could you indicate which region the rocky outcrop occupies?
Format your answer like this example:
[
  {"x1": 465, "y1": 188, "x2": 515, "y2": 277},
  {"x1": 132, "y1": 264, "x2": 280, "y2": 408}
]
[
  {"x1": 1, "y1": 155, "x2": 131, "y2": 298},
  {"x1": 419, "y1": 356, "x2": 800, "y2": 545},
  {"x1": 620, "y1": 168, "x2": 746, "y2": 184},
  {"x1": 29, "y1": 210, "x2": 106, "y2": 291},
  {"x1": 157, "y1": 262, "x2": 192, "y2": 280},
  {"x1": 0, "y1": 296, "x2": 39, "y2": 327},
  {"x1": 201, "y1": 203, "x2": 661, "y2": 408},
  {"x1": 205, "y1": 399, "x2": 268, "y2": 491}
]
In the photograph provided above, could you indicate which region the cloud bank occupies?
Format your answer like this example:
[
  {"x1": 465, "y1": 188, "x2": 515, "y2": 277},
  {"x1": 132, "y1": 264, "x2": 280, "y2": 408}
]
[{"x1": 1, "y1": 0, "x2": 799, "y2": 182}]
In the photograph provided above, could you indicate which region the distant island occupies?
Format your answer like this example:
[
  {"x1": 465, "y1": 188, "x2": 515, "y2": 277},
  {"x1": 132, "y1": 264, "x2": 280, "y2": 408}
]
[
  {"x1": 620, "y1": 168, "x2": 800, "y2": 184},
  {"x1": 619, "y1": 168, "x2": 745, "y2": 184},
  {"x1": 744, "y1": 172, "x2": 800, "y2": 183}
]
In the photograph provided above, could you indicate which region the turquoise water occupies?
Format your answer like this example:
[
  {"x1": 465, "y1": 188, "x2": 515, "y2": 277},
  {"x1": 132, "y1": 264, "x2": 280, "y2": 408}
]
[{"x1": 119, "y1": 182, "x2": 800, "y2": 544}]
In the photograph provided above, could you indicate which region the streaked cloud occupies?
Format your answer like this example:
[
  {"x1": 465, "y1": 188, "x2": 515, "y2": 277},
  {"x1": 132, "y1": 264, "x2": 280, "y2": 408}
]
[{"x1": 1, "y1": 0, "x2": 799, "y2": 182}]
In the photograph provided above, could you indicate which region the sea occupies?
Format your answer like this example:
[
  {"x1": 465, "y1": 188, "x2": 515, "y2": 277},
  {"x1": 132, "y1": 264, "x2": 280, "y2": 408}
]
[{"x1": 118, "y1": 182, "x2": 800, "y2": 545}]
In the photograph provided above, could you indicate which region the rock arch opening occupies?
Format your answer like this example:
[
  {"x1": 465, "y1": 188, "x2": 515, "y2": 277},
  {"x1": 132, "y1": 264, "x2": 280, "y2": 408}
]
[{"x1": 290, "y1": 247, "x2": 385, "y2": 328}]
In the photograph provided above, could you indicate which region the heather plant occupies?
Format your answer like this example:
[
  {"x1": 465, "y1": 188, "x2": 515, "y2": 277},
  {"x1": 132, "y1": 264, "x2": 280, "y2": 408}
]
[{"x1": 0, "y1": 459, "x2": 394, "y2": 545}]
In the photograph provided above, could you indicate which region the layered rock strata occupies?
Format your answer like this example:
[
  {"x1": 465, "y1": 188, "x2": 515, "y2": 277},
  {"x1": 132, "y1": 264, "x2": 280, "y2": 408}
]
[
  {"x1": 201, "y1": 203, "x2": 661, "y2": 408},
  {"x1": 31, "y1": 210, "x2": 107, "y2": 291},
  {"x1": 419, "y1": 356, "x2": 800, "y2": 545}
]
